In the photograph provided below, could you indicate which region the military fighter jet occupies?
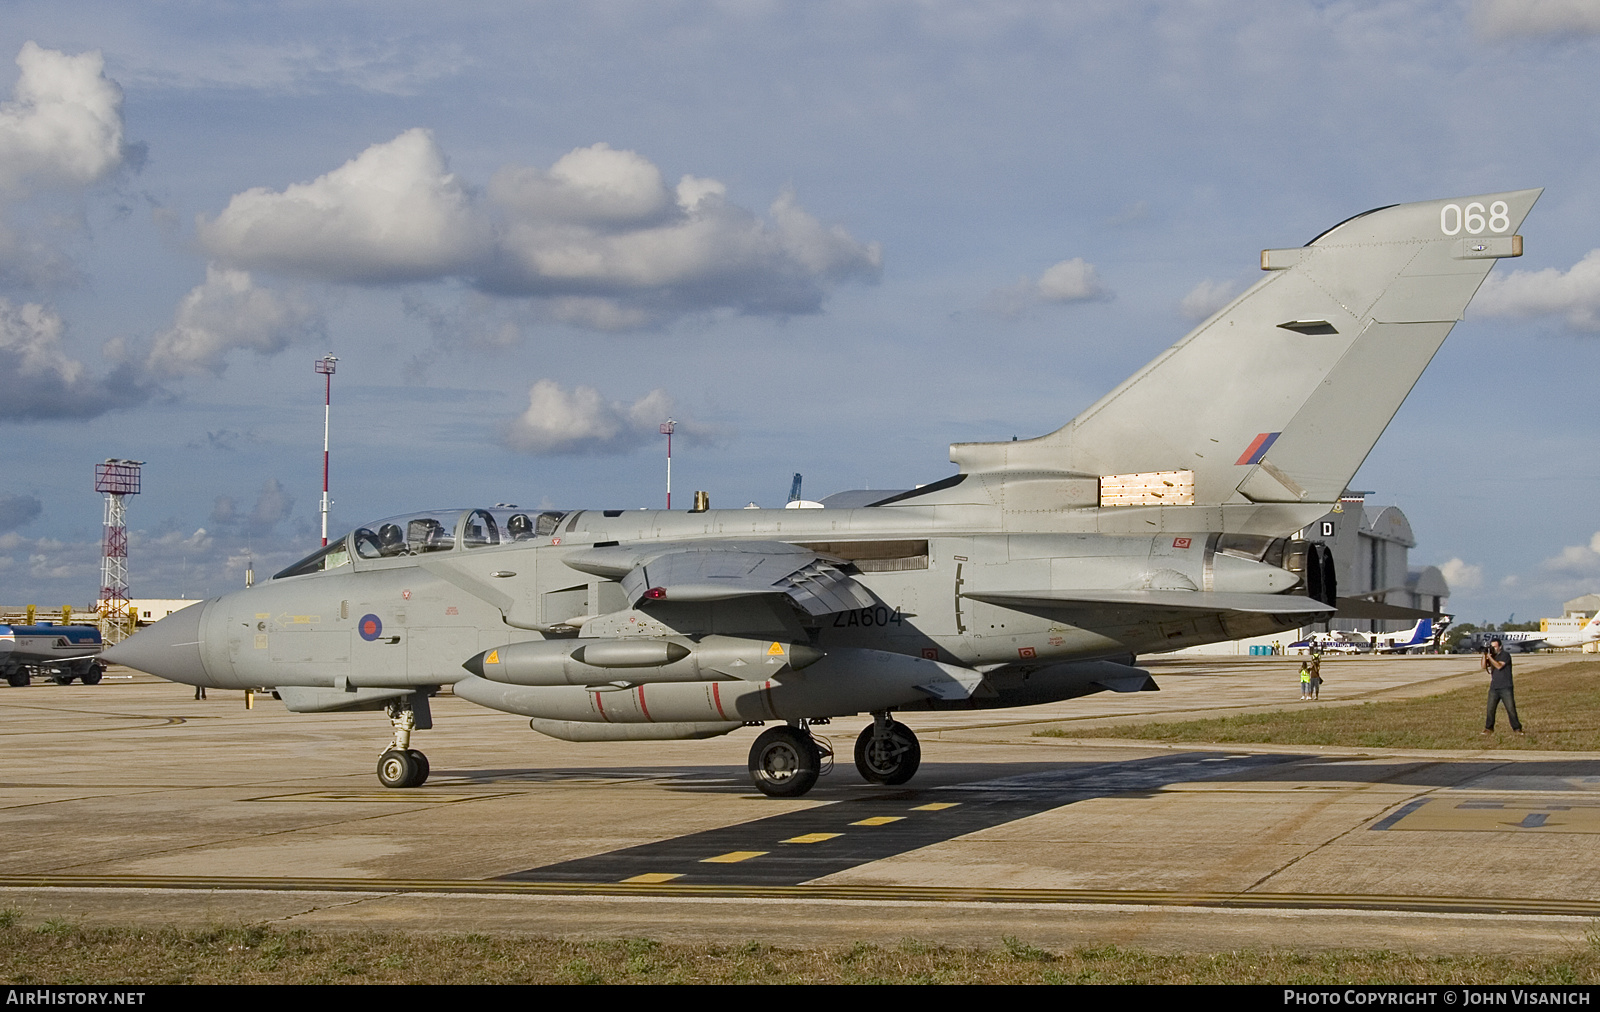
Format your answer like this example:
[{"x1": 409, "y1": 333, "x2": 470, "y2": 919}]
[{"x1": 107, "y1": 189, "x2": 1541, "y2": 797}]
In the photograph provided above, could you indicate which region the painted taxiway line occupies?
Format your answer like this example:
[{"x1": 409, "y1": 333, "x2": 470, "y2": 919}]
[{"x1": 2, "y1": 875, "x2": 1596, "y2": 918}]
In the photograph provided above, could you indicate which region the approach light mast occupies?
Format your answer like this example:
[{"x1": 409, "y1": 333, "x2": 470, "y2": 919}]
[
  {"x1": 316, "y1": 354, "x2": 337, "y2": 546},
  {"x1": 660, "y1": 418, "x2": 676, "y2": 510}
]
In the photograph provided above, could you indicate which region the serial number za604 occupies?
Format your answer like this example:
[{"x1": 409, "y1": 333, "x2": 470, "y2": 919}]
[{"x1": 833, "y1": 606, "x2": 905, "y2": 628}]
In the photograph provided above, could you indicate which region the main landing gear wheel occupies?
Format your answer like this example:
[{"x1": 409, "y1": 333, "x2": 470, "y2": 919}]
[
  {"x1": 81, "y1": 667, "x2": 103, "y2": 686},
  {"x1": 377, "y1": 749, "x2": 429, "y2": 789},
  {"x1": 6, "y1": 671, "x2": 29, "y2": 687},
  {"x1": 855, "y1": 718, "x2": 921, "y2": 785},
  {"x1": 748, "y1": 726, "x2": 821, "y2": 798}
]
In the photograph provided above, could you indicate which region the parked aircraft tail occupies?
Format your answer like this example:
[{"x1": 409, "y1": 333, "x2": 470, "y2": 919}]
[{"x1": 948, "y1": 190, "x2": 1541, "y2": 510}]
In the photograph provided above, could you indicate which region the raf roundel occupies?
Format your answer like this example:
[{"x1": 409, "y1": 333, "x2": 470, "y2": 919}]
[{"x1": 358, "y1": 614, "x2": 384, "y2": 641}]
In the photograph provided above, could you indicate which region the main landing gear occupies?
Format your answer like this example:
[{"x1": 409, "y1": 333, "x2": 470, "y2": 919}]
[
  {"x1": 746, "y1": 713, "x2": 923, "y2": 797},
  {"x1": 748, "y1": 723, "x2": 828, "y2": 797},
  {"x1": 854, "y1": 713, "x2": 921, "y2": 785},
  {"x1": 376, "y1": 695, "x2": 431, "y2": 789}
]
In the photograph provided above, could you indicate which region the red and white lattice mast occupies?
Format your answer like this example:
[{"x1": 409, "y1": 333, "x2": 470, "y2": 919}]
[{"x1": 95, "y1": 459, "x2": 143, "y2": 643}]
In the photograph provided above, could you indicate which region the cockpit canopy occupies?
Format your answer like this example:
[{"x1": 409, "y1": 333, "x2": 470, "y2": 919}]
[{"x1": 272, "y1": 507, "x2": 568, "y2": 579}]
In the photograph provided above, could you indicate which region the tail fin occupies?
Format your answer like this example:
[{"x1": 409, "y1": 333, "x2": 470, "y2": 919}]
[{"x1": 951, "y1": 189, "x2": 1541, "y2": 507}]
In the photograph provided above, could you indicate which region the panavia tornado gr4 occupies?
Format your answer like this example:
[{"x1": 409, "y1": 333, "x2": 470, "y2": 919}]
[{"x1": 107, "y1": 189, "x2": 1540, "y2": 796}]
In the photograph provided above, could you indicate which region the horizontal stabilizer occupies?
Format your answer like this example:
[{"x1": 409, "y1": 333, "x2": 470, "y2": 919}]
[
  {"x1": 965, "y1": 588, "x2": 1334, "y2": 616},
  {"x1": 1333, "y1": 597, "x2": 1450, "y2": 622}
]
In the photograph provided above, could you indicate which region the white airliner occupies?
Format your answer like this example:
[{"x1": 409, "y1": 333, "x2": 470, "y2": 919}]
[{"x1": 1541, "y1": 613, "x2": 1600, "y2": 650}]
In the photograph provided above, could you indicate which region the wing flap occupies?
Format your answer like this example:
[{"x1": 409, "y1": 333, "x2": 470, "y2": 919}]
[{"x1": 965, "y1": 588, "x2": 1334, "y2": 616}]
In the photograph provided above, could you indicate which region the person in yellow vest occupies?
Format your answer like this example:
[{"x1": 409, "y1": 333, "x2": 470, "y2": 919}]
[{"x1": 1299, "y1": 659, "x2": 1312, "y2": 700}]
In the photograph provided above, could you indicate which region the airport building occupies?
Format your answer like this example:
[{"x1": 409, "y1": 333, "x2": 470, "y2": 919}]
[{"x1": 1562, "y1": 593, "x2": 1600, "y2": 620}]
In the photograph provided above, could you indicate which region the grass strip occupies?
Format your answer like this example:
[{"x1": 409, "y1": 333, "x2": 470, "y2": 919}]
[
  {"x1": 1, "y1": 914, "x2": 1598, "y2": 984},
  {"x1": 1035, "y1": 660, "x2": 1600, "y2": 749}
]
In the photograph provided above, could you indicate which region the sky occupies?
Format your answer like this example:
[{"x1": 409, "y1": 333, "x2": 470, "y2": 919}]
[{"x1": 0, "y1": 0, "x2": 1597, "y2": 626}]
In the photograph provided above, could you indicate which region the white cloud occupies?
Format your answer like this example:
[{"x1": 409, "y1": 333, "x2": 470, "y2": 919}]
[
  {"x1": 1473, "y1": 249, "x2": 1600, "y2": 331},
  {"x1": 198, "y1": 132, "x2": 880, "y2": 329},
  {"x1": 28, "y1": 552, "x2": 76, "y2": 580},
  {"x1": 1036, "y1": 258, "x2": 1107, "y2": 302},
  {"x1": 0, "y1": 297, "x2": 146, "y2": 421},
  {"x1": 138, "y1": 528, "x2": 215, "y2": 552},
  {"x1": 1439, "y1": 557, "x2": 1484, "y2": 591},
  {"x1": 1473, "y1": 0, "x2": 1600, "y2": 39},
  {"x1": 114, "y1": 40, "x2": 468, "y2": 97},
  {"x1": 490, "y1": 142, "x2": 675, "y2": 227},
  {"x1": 197, "y1": 128, "x2": 489, "y2": 284},
  {"x1": 0, "y1": 43, "x2": 125, "y2": 197},
  {"x1": 1541, "y1": 531, "x2": 1600, "y2": 576},
  {"x1": 146, "y1": 266, "x2": 323, "y2": 376},
  {"x1": 1179, "y1": 278, "x2": 1242, "y2": 321},
  {"x1": 501, "y1": 380, "x2": 675, "y2": 455},
  {"x1": 988, "y1": 256, "x2": 1109, "y2": 315}
]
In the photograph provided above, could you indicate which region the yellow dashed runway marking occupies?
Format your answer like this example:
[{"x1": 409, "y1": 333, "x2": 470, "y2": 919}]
[
  {"x1": 851, "y1": 816, "x2": 904, "y2": 826},
  {"x1": 911, "y1": 802, "x2": 960, "y2": 811},
  {"x1": 782, "y1": 833, "x2": 843, "y2": 844},
  {"x1": 621, "y1": 873, "x2": 683, "y2": 884},
  {"x1": 700, "y1": 851, "x2": 767, "y2": 863}
]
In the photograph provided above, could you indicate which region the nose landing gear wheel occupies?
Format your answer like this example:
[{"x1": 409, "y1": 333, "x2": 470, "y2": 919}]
[
  {"x1": 377, "y1": 749, "x2": 429, "y2": 788},
  {"x1": 854, "y1": 719, "x2": 921, "y2": 785},
  {"x1": 748, "y1": 726, "x2": 821, "y2": 797}
]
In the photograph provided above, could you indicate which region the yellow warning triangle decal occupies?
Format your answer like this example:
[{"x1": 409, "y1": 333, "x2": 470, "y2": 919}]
[
  {"x1": 485, "y1": 649, "x2": 499, "y2": 664},
  {"x1": 767, "y1": 642, "x2": 785, "y2": 656}
]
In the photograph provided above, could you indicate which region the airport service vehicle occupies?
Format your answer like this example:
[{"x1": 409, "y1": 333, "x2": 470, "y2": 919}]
[
  {"x1": 0, "y1": 624, "x2": 105, "y2": 686},
  {"x1": 107, "y1": 188, "x2": 1541, "y2": 796}
]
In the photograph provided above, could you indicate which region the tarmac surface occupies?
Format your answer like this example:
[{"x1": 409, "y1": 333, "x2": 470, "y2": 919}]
[{"x1": 3, "y1": 653, "x2": 1598, "y2": 954}]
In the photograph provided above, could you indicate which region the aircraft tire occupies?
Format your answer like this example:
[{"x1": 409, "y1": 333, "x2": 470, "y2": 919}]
[
  {"x1": 6, "y1": 671, "x2": 29, "y2": 688},
  {"x1": 82, "y1": 667, "x2": 103, "y2": 686},
  {"x1": 748, "y1": 726, "x2": 820, "y2": 798},
  {"x1": 854, "y1": 721, "x2": 921, "y2": 785},
  {"x1": 405, "y1": 749, "x2": 430, "y2": 785},
  {"x1": 377, "y1": 749, "x2": 424, "y2": 789}
]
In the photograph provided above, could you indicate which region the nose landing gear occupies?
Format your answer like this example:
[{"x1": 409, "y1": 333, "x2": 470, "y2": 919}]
[{"x1": 376, "y1": 694, "x2": 432, "y2": 789}]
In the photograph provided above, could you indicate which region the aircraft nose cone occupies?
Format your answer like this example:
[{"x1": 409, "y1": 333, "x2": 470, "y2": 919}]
[{"x1": 102, "y1": 601, "x2": 210, "y2": 685}]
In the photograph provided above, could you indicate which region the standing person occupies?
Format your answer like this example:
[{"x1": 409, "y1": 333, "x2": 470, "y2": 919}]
[
  {"x1": 1309, "y1": 650, "x2": 1324, "y2": 700},
  {"x1": 1482, "y1": 636, "x2": 1524, "y2": 735},
  {"x1": 1299, "y1": 658, "x2": 1312, "y2": 700}
]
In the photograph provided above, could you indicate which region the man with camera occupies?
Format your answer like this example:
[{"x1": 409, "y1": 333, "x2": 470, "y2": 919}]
[{"x1": 1482, "y1": 636, "x2": 1525, "y2": 736}]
